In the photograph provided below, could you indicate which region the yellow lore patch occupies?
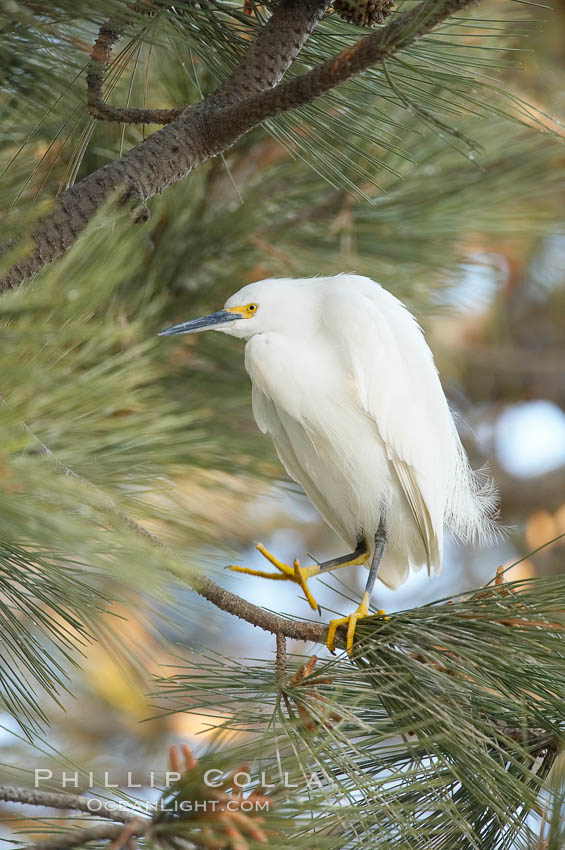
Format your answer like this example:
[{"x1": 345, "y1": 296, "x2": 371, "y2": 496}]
[{"x1": 226, "y1": 303, "x2": 258, "y2": 319}]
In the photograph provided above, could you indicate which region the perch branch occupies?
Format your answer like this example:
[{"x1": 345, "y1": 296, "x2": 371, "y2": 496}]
[{"x1": 1, "y1": 0, "x2": 476, "y2": 290}]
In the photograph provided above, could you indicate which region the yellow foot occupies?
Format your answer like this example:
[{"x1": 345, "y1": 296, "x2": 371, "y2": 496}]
[
  {"x1": 327, "y1": 593, "x2": 388, "y2": 655},
  {"x1": 229, "y1": 543, "x2": 318, "y2": 611}
]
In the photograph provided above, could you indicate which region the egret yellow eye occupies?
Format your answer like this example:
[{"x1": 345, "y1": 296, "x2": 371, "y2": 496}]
[{"x1": 247, "y1": 303, "x2": 257, "y2": 313}]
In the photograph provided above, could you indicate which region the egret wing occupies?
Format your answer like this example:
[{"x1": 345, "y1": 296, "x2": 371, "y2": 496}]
[
  {"x1": 323, "y1": 280, "x2": 449, "y2": 571},
  {"x1": 251, "y1": 382, "x2": 314, "y2": 490},
  {"x1": 251, "y1": 383, "x2": 352, "y2": 544}
]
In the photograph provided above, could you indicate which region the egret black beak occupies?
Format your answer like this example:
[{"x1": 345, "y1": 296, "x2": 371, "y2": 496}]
[{"x1": 158, "y1": 310, "x2": 241, "y2": 336}]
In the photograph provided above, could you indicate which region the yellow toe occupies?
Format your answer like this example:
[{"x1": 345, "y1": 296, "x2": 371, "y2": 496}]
[
  {"x1": 255, "y1": 543, "x2": 294, "y2": 577},
  {"x1": 326, "y1": 593, "x2": 375, "y2": 655},
  {"x1": 228, "y1": 565, "x2": 287, "y2": 580},
  {"x1": 326, "y1": 615, "x2": 348, "y2": 653},
  {"x1": 293, "y1": 559, "x2": 318, "y2": 611},
  {"x1": 230, "y1": 547, "x2": 319, "y2": 612}
]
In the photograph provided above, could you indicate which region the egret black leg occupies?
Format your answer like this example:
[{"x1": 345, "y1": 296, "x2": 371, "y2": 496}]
[
  {"x1": 316, "y1": 538, "x2": 369, "y2": 575},
  {"x1": 326, "y1": 515, "x2": 387, "y2": 654},
  {"x1": 362, "y1": 516, "x2": 387, "y2": 599}
]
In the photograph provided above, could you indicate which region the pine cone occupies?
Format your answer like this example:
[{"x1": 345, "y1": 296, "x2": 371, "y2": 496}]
[{"x1": 333, "y1": 0, "x2": 394, "y2": 26}]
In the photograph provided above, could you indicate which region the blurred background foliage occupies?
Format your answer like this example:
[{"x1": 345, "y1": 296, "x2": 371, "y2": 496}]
[{"x1": 0, "y1": 0, "x2": 564, "y2": 847}]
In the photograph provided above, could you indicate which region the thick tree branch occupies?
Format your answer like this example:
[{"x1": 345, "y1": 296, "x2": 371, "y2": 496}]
[
  {"x1": 211, "y1": 0, "x2": 331, "y2": 108},
  {"x1": 1, "y1": 0, "x2": 474, "y2": 291},
  {"x1": 209, "y1": 0, "x2": 477, "y2": 141},
  {"x1": 87, "y1": 0, "x2": 329, "y2": 124}
]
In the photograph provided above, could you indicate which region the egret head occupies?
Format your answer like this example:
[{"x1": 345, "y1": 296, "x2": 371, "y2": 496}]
[{"x1": 158, "y1": 278, "x2": 321, "y2": 341}]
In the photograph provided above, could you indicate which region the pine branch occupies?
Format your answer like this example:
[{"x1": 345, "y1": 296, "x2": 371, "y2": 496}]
[
  {"x1": 0, "y1": 786, "x2": 138, "y2": 824},
  {"x1": 87, "y1": 2, "x2": 184, "y2": 125},
  {"x1": 21, "y1": 822, "x2": 146, "y2": 850},
  {"x1": 13, "y1": 411, "x2": 333, "y2": 646},
  {"x1": 208, "y1": 0, "x2": 479, "y2": 142},
  {"x1": 88, "y1": 0, "x2": 330, "y2": 124},
  {"x1": 0, "y1": 0, "x2": 476, "y2": 291},
  {"x1": 211, "y1": 0, "x2": 331, "y2": 108},
  {"x1": 4, "y1": 746, "x2": 277, "y2": 850},
  {"x1": 0, "y1": 787, "x2": 148, "y2": 850},
  {"x1": 275, "y1": 633, "x2": 288, "y2": 688}
]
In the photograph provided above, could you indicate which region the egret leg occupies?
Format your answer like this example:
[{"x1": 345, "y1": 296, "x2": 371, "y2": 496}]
[
  {"x1": 229, "y1": 539, "x2": 369, "y2": 612},
  {"x1": 315, "y1": 541, "x2": 369, "y2": 575},
  {"x1": 327, "y1": 518, "x2": 388, "y2": 655}
]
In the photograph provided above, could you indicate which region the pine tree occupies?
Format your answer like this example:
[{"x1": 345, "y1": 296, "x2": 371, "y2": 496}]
[{"x1": 0, "y1": 1, "x2": 564, "y2": 848}]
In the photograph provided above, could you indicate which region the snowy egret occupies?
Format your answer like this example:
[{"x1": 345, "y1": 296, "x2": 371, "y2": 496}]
[{"x1": 159, "y1": 275, "x2": 496, "y2": 653}]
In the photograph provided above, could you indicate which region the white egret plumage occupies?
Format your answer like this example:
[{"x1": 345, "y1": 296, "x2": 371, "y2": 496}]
[{"x1": 159, "y1": 275, "x2": 497, "y2": 653}]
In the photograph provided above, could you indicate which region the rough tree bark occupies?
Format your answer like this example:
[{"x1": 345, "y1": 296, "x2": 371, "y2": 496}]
[
  {"x1": 87, "y1": 0, "x2": 329, "y2": 122},
  {"x1": 0, "y1": 0, "x2": 476, "y2": 291}
]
